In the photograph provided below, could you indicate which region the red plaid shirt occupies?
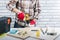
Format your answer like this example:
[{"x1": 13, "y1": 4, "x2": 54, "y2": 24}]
[
  {"x1": 7, "y1": 0, "x2": 40, "y2": 18},
  {"x1": 6, "y1": 0, "x2": 41, "y2": 26}
]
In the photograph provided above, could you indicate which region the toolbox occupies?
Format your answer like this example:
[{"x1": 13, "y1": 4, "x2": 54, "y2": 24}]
[{"x1": 0, "y1": 17, "x2": 11, "y2": 35}]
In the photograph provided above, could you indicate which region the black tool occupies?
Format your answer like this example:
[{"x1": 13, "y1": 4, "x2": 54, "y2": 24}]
[
  {"x1": 0, "y1": 17, "x2": 11, "y2": 35},
  {"x1": 31, "y1": 30, "x2": 38, "y2": 31},
  {"x1": 47, "y1": 33, "x2": 57, "y2": 36}
]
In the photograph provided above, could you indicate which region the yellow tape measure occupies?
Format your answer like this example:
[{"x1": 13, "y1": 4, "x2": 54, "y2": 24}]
[
  {"x1": 24, "y1": 13, "x2": 30, "y2": 21},
  {"x1": 36, "y1": 29, "x2": 41, "y2": 38}
]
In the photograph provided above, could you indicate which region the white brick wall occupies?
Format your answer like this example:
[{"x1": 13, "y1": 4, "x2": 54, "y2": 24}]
[
  {"x1": 0, "y1": 0, "x2": 15, "y2": 27},
  {"x1": 0, "y1": 0, "x2": 60, "y2": 27}
]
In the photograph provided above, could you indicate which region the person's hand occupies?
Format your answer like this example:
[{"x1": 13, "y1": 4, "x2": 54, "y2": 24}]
[
  {"x1": 17, "y1": 12, "x2": 25, "y2": 21},
  {"x1": 30, "y1": 19, "x2": 36, "y2": 25}
]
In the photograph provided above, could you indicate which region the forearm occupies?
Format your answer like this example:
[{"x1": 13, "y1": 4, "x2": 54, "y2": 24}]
[
  {"x1": 12, "y1": 8, "x2": 21, "y2": 13},
  {"x1": 6, "y1": 0, "x2": 20, "y2": 13}
]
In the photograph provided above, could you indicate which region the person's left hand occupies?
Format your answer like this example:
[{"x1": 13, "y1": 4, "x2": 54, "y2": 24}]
[{"x1": 30, "y1": 19, "x2": 36, "y2": 25}]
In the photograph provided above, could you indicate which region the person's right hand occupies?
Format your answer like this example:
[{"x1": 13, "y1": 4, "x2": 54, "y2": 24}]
[{"x1": 17, "y1": 12, "x2": 25, "y2": 21}]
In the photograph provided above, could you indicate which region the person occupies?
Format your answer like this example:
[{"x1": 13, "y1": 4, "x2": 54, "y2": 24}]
[{"x1": 6, "y1": 0, "x2": 40, "y2": 28}]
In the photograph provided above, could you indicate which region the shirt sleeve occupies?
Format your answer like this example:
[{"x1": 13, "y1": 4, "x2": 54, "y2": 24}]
[
  {"x1": 6, "y1": 0, "x2": 18, "y2": 11},
  {"x1": 34, "y1": 0, "x2": 41, "y2": 19}
]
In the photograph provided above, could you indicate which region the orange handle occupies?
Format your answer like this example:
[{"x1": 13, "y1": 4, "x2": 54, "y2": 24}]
[{"x1": 7, "y1": 19, "x2": 10, "y2": 24}]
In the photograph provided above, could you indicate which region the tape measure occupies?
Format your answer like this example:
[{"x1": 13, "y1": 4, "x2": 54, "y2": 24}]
[{"x1": 24, "y1": 13, "x2": 30, "y2": 21}]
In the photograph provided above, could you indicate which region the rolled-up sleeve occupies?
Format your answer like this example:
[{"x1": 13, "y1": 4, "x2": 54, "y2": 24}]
[
  {"x1": 34, "y1": 0, "x2": 41, "y2": 19},
  {"x1": 6, "y1": 0, "x2": 18, "y2": 11}
]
